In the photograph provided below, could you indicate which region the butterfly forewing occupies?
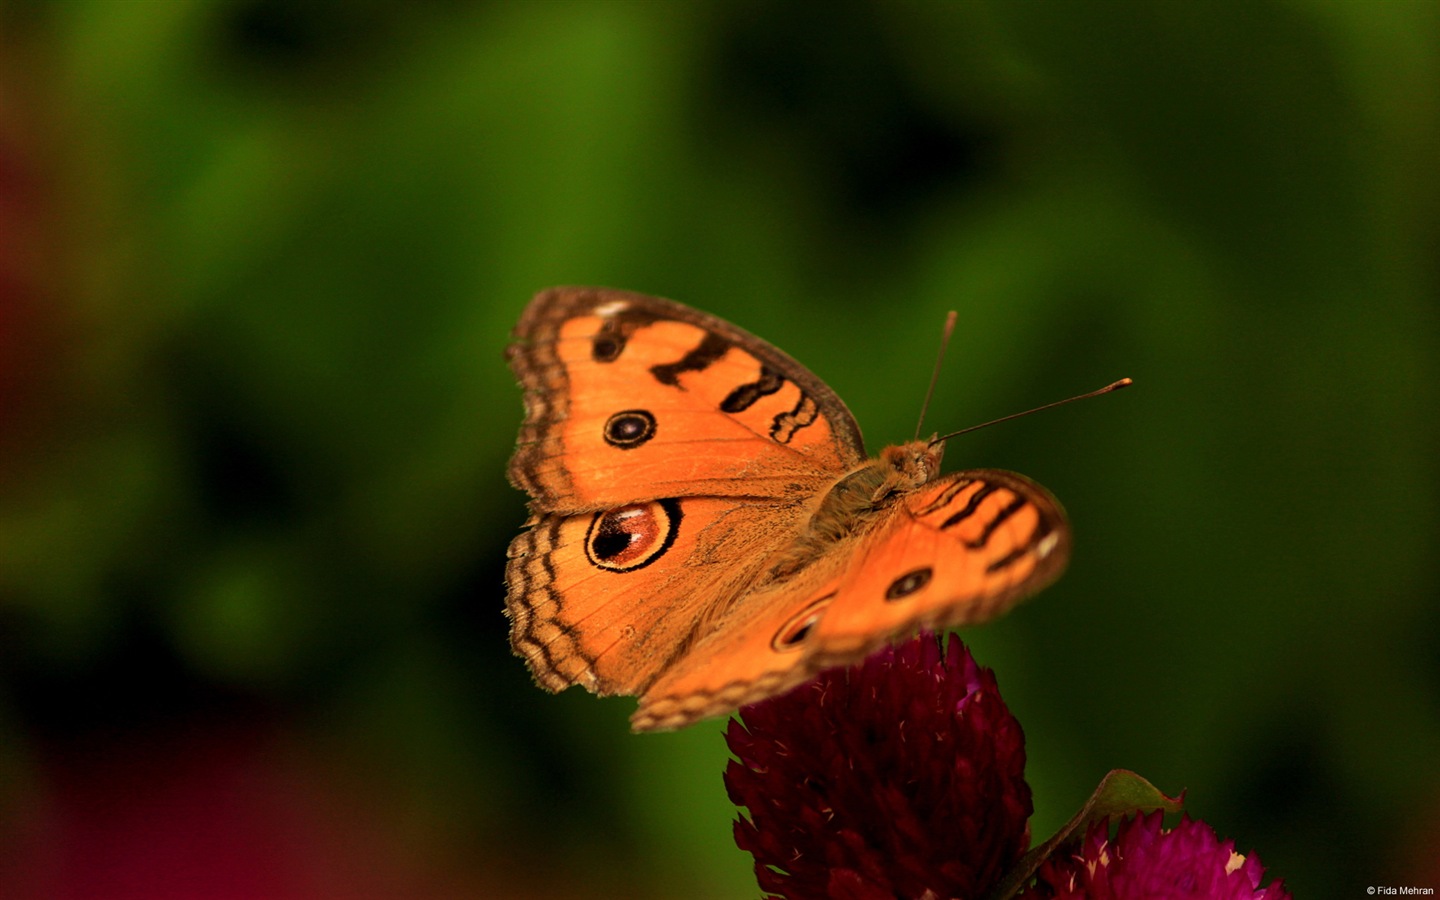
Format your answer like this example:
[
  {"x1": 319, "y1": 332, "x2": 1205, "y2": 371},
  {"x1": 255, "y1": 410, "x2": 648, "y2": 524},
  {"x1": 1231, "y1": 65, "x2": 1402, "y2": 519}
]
[
  {"x1": 809, "y1": 469, "x2": 1069, "y2": 655},
  {"x1": 507, "y1": 287, "x2": 865, "y2": 513},
  {"x1": 629, "y1": 470, "x2": 1068, "y2": 731}
]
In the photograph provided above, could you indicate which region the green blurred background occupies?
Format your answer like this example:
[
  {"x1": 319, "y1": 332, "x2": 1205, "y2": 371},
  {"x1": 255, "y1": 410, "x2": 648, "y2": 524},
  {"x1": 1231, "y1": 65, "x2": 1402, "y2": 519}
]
[{"x1": 1, "y1": 1, "x2": 1437, "y2": 897}]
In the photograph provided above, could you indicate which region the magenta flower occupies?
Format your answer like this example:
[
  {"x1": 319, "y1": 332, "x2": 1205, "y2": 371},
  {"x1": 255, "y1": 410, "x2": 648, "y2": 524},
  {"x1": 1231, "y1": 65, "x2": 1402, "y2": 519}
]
[
  {"x1": 724, "y1": 634, "x2": 1031, "y2": 900},
  {"x1": 1020, "y1": 811, "x2": 1292, "y2": 900}
]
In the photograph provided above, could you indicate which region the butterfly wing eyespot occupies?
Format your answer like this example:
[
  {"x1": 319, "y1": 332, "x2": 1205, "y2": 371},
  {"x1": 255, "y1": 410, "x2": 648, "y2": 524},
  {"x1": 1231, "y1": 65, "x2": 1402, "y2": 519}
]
[
  {"x1": 884, "y1": 566, "x2": 933, "y2": 600},
  {"x1": 771, "y1": 592, "x2": 836, "y2": 652},
  {"x1": 603, "y1": 409, "x2": 657, "y2": 448},
  {"x1": 583, "y1": 499, "x2": 682, "y2": 572}
]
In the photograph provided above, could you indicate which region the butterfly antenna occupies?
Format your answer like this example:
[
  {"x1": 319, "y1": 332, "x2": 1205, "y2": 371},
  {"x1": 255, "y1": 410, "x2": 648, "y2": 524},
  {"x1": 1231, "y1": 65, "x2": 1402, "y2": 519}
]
[
  {"x1": 930, "y1": 378, "x2": 1134, "y2": 445},
  {"x1": 914, "y1": 310, "x2": 959, "y2": 441}
]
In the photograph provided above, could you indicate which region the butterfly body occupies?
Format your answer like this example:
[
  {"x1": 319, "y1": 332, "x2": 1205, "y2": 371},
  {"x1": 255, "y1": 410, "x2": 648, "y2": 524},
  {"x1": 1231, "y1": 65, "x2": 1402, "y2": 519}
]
[
  {"x1": 505, "y1": 287, "x2": 1069, "y2": 730},
  {"x1": 763, "y1": 440, "x2": 941, "y2": 582}
]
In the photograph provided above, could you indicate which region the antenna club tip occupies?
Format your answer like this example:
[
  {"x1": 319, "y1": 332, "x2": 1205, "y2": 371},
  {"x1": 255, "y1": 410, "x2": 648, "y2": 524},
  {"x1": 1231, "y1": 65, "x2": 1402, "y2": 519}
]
[{"x1": 931, "y1": 376, "x2": 1136, "y2": 443}]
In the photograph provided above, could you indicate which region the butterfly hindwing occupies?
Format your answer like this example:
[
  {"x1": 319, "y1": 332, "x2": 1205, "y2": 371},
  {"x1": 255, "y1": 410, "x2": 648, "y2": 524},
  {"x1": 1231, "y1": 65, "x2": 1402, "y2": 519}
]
[
  {"x1": 507, "y1": 498, "x2": 804, "y2": 696},
  {"x1": 629, "y1": 554, "x2": 851, "y2": 730}
]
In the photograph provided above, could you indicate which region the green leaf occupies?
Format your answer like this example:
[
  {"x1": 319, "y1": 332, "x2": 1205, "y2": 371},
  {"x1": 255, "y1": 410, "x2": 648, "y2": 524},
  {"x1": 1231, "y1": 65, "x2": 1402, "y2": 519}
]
[{"x1": 986, "y1": 770, "x2": 1183, "y2": 900}]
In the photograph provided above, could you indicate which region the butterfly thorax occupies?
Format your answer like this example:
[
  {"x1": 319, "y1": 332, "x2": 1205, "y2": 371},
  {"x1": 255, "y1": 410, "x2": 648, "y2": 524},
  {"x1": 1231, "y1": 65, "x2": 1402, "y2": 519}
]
[{"x1": 767, "y1": 440, "x2": 944, "y2": 581}]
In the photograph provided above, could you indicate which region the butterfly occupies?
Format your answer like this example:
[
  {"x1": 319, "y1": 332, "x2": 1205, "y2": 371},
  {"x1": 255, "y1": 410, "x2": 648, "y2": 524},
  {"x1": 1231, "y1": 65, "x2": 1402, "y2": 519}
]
[{"x1": 505, "y1": 287, "x2": 1071, "y2": 731}]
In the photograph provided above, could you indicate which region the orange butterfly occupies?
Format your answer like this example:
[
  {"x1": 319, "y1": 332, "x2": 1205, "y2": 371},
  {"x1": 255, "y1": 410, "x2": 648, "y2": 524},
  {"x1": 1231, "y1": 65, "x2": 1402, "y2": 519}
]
[{"x1": 506, "y1": 287, "x2": 1071, "y2": 731}]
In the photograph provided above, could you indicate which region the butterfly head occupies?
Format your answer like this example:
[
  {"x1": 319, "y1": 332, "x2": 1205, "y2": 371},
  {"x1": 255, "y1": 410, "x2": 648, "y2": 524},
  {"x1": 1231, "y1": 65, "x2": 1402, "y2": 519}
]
[{"x1": 879, "y1": 440, "x2": 945, "y2": 495}]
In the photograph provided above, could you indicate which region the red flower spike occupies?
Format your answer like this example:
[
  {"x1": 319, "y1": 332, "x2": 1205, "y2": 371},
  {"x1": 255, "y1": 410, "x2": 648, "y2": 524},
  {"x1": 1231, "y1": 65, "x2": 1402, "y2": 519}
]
[{"x1": 725, "y1": 633, "x2": 1032, "y2": 900}]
